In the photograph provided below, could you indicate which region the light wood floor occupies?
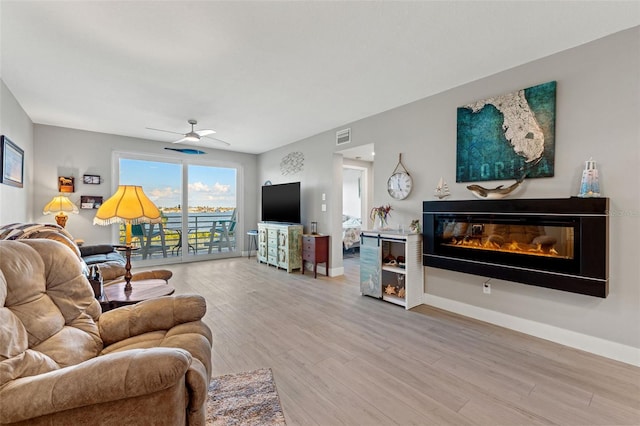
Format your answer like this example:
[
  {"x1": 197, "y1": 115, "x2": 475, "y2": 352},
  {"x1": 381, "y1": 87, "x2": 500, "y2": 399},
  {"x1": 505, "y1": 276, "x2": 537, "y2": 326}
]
[{"x1": 165, "y1": 256, "x2": 640, "y2": 425}]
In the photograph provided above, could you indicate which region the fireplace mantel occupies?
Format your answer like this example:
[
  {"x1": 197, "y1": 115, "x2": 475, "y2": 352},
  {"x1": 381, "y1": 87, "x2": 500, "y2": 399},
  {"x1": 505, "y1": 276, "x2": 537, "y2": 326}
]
[{"x1": 422, "y1": 198, "x2": 609, "y2": 297}]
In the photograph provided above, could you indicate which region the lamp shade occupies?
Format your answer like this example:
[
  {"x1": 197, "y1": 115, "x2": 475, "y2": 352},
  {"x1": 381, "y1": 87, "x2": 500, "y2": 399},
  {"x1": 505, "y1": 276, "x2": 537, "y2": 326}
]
[
  {"x1": 43, "y1": 195, "x2": 79, "y2": 215},
  {"x1": 43, "y1": 195, "x2": 78, "y2": 228},
  {"x1": 93, "y1": 185, "x2": 161, "y2": 226}
]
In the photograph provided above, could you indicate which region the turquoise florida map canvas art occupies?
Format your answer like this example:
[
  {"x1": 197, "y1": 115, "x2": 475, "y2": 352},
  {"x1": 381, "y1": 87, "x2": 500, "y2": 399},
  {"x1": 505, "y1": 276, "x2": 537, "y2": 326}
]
[{"x1": 456, "y1": 81, "x2": 556, "y2": 183}]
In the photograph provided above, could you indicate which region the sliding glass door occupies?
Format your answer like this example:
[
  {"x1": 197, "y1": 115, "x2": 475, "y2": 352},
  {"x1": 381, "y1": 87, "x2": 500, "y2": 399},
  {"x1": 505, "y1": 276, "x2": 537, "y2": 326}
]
[
  {"x1": 118, "y1": 154, "x2": 239, "y2": 264},
  {"x1": 186, "y1": 164, "x2": 237, "y2": 257}
]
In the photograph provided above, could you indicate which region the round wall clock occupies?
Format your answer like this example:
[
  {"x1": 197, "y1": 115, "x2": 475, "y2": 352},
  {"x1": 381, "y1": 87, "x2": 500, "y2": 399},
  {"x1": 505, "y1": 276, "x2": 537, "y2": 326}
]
[{"x1": 387, "y1": 154, "x2": 413, "y2": 200}]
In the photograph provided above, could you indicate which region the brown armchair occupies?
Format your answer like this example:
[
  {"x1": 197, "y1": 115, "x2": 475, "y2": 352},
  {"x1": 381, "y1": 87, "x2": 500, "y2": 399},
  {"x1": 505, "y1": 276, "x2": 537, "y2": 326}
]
[{"x1": 0, "y1": 239, "x2": 212, "y2": 425}]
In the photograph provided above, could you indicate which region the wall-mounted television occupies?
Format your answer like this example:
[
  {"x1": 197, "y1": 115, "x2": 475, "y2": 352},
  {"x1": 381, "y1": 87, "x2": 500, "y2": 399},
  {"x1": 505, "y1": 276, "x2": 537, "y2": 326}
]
[{"x1": 261, "y1": 182, "x2": 301, "y2": 224}]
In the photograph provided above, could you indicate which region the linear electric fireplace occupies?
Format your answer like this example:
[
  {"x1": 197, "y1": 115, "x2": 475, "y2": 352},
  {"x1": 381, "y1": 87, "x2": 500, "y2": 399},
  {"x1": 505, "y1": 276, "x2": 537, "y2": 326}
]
[{"x1": 423, "y1": 198, "x2": 609, "y2": 297}]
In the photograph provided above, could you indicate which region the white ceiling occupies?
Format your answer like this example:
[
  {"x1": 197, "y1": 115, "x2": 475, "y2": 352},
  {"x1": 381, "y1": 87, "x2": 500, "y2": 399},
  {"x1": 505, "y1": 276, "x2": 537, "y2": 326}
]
[{"x1": 1, "y1": 1, "x2": 638, "y2": 155}]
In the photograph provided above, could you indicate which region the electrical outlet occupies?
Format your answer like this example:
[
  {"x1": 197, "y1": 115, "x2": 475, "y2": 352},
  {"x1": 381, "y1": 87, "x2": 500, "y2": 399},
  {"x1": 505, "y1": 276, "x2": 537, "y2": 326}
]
[
  {"x1": 321, "y1": 204, "x2": 326, "y2": 212},
  {"x1": 483, "y1": 282, "x2": 491, "y2": 294}
]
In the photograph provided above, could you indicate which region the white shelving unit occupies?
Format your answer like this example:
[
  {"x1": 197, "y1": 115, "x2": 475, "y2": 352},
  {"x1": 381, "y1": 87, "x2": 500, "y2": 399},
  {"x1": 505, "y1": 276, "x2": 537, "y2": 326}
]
[{"x1": 359, "y1": 230, "x2": 423, "y2": 309}]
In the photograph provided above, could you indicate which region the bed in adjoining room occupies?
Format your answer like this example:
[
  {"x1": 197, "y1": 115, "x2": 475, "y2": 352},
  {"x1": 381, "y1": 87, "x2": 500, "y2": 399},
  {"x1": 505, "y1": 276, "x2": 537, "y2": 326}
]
[{"x1": 342, "y1": 216, "x2": 362, "y2": 255}]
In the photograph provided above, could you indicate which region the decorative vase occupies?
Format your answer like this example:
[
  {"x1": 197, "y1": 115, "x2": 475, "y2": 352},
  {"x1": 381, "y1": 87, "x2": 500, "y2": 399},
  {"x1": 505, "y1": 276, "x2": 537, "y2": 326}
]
[{"x1": 375, "y1": 216, "x2": 386, "y2": 230}]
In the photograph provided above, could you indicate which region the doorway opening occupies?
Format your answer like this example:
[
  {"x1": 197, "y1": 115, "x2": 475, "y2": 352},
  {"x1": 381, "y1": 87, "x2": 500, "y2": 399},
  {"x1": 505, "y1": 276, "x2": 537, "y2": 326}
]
[
  {"x1": 337, "y1": 143, "x2": 374, "y2": 260},
  {"x1": 342, "y1": 167, "x2": 363, "y2": 258}
]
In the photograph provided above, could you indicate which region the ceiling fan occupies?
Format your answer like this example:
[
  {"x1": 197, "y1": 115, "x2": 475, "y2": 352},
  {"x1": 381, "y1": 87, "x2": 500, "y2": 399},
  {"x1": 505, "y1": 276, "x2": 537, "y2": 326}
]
[{"x1": 146, "y1": 119, "x2": 231, "y2": 146}]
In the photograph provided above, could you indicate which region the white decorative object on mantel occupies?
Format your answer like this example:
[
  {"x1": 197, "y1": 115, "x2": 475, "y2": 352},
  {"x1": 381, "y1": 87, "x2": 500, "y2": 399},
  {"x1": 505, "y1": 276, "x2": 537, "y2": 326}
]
[
  {"x1": 280, "y1": 151, "x2": 304, "y2": 175},
  {"x1": 434, "y1": 176, "x2": 451, "y2": 199},
  {"x1": 578, "y1": 158, "x2": 601, "y2": 198}
]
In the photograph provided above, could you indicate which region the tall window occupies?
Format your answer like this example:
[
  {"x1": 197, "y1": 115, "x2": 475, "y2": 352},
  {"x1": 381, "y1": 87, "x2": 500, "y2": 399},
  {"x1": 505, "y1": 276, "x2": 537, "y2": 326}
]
[{"x1": 118, "y1": 155, "x2": 239, "y2": 262}]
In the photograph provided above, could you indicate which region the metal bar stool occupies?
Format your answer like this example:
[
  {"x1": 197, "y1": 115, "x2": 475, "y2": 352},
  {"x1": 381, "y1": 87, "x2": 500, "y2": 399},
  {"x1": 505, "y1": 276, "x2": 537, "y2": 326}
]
[{"x1": 247, "y1": 230, "x2": 258, "y2": 259}]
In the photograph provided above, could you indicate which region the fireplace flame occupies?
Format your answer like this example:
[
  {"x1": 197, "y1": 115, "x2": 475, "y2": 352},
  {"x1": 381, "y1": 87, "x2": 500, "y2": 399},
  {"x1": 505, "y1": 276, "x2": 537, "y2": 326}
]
[
  {"x1": 507, "y1": 241, "x2": 521, "y2": 251},
  {"x1": 528, "y1": 243, "x2": 559, "y2": 255},
  {"x1": 443, "y1": 237, "x2": 565, "y2": 258},
  {"x1": 482, "y1": 239, "x2": 501, "y2": 249}
]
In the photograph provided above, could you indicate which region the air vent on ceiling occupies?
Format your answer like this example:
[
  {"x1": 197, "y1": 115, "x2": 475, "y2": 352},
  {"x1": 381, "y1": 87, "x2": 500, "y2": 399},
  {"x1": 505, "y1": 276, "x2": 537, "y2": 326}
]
[{"x1": 336, "y1": 128, "x2": 351, "y2": 145}]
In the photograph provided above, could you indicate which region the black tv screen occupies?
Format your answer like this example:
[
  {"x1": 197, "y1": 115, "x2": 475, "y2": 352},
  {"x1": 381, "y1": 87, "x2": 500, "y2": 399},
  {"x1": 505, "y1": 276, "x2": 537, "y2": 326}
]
[{"x1": 261, "y1": 182, "x2": 301, "y2": 224}]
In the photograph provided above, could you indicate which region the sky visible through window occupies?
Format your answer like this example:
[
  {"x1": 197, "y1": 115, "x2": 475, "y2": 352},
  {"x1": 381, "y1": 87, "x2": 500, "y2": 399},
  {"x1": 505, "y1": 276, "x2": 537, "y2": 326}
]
[{"x1": 120, "y1": 158, "x2": 236, "y2": 211}]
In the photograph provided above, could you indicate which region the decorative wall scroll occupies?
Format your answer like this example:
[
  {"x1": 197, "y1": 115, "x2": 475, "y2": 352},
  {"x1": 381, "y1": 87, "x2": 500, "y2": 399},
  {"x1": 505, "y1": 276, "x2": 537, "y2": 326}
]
[{"x1": 280, "y1": 151, "x2": 304, "y2": 175}]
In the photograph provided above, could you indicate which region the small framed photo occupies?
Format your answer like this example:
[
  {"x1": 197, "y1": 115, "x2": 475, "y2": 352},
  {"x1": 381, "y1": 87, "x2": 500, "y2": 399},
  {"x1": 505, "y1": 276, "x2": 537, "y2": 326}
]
[
  {"x1": 58, "y1": 176, "x2": 75, "y2": 193},
  {"x1": 83, "y1": 174, "x2": 101, "y2": 184},
  {"x1": 1, "y1": 135, "x2": 24, "y2": 188},
  {"x1": 80, "y1": 195, "x2": 103, "y2": 209}
]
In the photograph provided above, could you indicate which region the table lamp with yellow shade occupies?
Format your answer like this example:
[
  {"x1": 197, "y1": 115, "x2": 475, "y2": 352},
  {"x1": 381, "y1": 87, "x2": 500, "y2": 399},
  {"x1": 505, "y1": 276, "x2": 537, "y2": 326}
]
[
  {"x1": 94, "y1": 185, "x2": 161, "y2": 291},
  {"x1": 43, "y1": 195, "x2": 79, "y2": 228}
]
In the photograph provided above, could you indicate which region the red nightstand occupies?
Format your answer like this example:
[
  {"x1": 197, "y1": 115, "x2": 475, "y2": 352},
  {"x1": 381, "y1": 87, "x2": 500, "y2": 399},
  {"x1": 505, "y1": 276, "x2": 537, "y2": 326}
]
[{"x1": 302, "y1": 234, "x2": 329, "y2": 278}]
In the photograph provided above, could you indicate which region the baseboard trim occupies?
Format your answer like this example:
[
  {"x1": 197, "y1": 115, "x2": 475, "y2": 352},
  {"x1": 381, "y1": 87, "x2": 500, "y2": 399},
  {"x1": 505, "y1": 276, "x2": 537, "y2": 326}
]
[
  {"x1": 329, "y1": 266, "x2": 344, "y2": 277},
  {"x1": 301, "y1": 264, "x2": 343, "y2": 277},
  {"x1": 423, "y1": 294, "x2": 640, "y2": 367}
]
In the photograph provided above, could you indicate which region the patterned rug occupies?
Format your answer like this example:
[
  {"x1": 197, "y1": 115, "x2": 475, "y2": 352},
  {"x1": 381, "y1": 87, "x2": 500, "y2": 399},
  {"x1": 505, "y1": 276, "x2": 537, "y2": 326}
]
[{"x1": 206, "y1": 368, "x2": 286, "y2": 426}]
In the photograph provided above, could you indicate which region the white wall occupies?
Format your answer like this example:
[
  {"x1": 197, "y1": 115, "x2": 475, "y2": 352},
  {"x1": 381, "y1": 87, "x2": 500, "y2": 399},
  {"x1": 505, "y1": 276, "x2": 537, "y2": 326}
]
[
  {"x1": 0, "y1": 80, "x2": 33, "y2": 223},
  {"x1": 32, "y1": 124, "x2": 259, "y2": 249},
  {"x1": 257, "y1": 140, "x2": 336, "y2": 234},
  {"x1": 258, "y1": 133, "x2": 354, "y2": 275},
  {"x1": 257, "y1": 27, "x2": 640, "y2": 361}
]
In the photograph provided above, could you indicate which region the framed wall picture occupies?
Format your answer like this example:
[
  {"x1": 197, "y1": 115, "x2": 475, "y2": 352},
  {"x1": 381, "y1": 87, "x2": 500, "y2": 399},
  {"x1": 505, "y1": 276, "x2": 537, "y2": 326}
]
[
  {"x1": 1, "y1": 135, "x2": 24, "y2": 188},
  {"x1": 58, "y1": 176, "x2": 75, "y2": 193},
  {"x1": 456, "y1": 81, "x2": 556, "y2": 182},
  {"x1": 83, "y1": 174, "x2": 101, "y2": 184},
  {"x1": 80, "y1": 195, "x2": 103, "y2": 209}
]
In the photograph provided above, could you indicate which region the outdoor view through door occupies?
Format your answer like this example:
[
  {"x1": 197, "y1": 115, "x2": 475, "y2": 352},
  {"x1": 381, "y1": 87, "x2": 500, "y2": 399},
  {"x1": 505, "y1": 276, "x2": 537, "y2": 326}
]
[{"x1": 119, "y1": 157, "x2": 238, "y2": 261}]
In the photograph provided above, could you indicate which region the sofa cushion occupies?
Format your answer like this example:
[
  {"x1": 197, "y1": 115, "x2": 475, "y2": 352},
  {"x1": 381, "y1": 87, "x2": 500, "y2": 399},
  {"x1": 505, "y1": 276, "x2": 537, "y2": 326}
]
[
  {"x1": 80, "y1": 244, "x2": 126, "y2": 268},
  {"x1": 0, "y1": 307, "x2": 28, "y2": 360},
  {"x1": 82, "y1": 251, "x2": 126, "y2": 266},
  {"x1": 97, "y1": 261, "x2": 127, "y2": 281},
  {"x1": 79, "y1": 244, "x2": 117, "y2": 257},
  {"x1": 28, "y1": 230, "x2": 82, "y2": 259}
]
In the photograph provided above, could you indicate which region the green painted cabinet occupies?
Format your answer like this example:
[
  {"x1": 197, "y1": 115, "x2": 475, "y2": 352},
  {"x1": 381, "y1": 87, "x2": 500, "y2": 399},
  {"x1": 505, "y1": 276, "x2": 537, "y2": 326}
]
[{"x1": 258, "y1": 223, "x2": 303, "y2": 273}]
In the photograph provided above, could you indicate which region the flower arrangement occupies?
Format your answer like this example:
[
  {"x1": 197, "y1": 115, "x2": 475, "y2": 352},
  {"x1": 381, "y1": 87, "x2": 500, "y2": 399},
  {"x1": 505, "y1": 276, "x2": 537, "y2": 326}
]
[{"x1": 370, "y1": 204, "x2": 393, "y2": 228}]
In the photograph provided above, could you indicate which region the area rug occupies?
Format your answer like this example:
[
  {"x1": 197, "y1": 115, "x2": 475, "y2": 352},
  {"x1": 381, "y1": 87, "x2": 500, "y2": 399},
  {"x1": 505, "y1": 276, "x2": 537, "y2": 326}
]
[{"x1": 206, "y1": 368, "x2": 286, "y2": 426}]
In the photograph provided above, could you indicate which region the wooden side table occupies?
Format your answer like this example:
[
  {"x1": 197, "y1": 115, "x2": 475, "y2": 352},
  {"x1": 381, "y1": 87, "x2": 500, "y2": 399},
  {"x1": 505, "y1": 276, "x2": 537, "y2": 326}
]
[
  {"x1": 101, "y1": 279, "x2": 175, "y2": 311},
  {"x1": 302, "y1": 234, "x2": 329, "y2": 278}
]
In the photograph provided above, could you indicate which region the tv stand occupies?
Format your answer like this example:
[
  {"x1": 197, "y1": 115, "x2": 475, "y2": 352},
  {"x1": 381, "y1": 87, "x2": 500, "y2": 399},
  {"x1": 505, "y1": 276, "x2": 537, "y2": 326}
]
[{"x1": 257, "y1": 222, "x2": 303, "y2": 272}]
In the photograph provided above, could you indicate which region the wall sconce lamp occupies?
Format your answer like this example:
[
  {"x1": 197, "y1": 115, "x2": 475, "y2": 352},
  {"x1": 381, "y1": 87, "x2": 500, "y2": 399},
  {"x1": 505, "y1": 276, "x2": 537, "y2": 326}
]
[
  {"x1": 93, "y1": 185, "x2": 161, "y2": 291},
  {"x1": 43, "y1": 195, "x2": 79, "y2": 228}
]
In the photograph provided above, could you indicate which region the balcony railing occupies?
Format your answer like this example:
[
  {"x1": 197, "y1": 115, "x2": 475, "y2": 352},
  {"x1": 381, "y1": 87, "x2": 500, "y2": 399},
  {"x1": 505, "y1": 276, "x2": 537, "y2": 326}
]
[{"x1": 119, "y1": 213, "x2": 235, "y2": 259}]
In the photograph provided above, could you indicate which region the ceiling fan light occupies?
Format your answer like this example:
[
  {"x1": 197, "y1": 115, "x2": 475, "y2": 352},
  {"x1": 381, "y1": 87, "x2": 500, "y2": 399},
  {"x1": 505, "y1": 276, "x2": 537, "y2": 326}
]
[{"x1": 184, "y1": 133, "x2": 200, "y2": 142}]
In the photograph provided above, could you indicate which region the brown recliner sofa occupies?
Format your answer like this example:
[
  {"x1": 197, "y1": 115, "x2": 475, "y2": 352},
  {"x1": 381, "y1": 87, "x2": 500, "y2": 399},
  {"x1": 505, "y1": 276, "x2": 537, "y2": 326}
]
[{"x1": 0, "y1": 239, "x2": 213, "y2": 425}]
